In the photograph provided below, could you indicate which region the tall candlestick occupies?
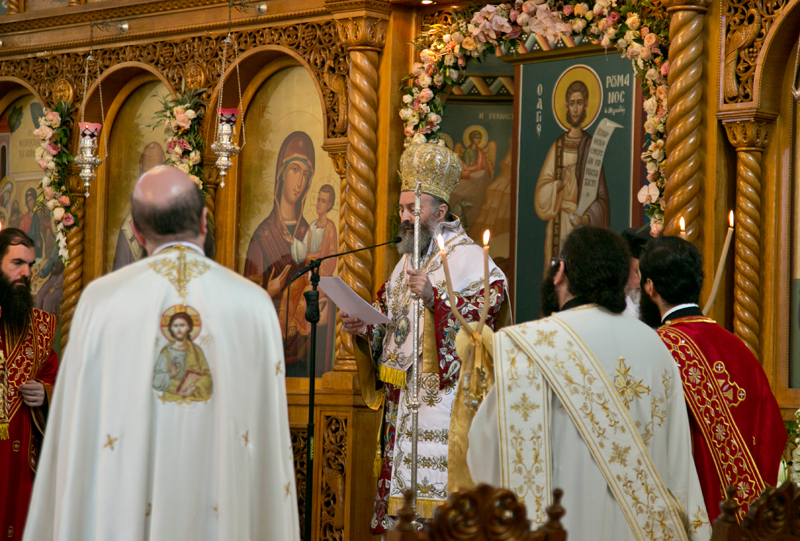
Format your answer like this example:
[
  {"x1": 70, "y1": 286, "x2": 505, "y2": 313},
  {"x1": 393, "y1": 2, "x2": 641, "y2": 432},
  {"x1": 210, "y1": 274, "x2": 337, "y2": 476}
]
[
  {"x1": 679, "y1": 217, "x2": 686, "y2": 240},
  {"x1": 703, "y1": 211, "x2": 735, "y2": 316},
  {"x1": 476, "y1": 230, "x2": 491, "y2": 335}
]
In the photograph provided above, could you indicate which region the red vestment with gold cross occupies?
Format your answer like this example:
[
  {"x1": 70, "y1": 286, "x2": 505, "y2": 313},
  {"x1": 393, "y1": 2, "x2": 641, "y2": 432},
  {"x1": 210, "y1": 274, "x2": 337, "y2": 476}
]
[
  {"x1": 658, "y1": 315, "x2": 785, "y2": 523},
  {"x1": 0, "y1": 308, "x2": 58, "y2": 541}
]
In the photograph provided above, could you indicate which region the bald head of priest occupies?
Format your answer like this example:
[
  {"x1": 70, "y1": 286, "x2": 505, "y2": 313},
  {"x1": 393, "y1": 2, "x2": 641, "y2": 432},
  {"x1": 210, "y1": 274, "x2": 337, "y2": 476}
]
[{"x1": 130, "y1": 165, "x2": 208, "y2": 257}]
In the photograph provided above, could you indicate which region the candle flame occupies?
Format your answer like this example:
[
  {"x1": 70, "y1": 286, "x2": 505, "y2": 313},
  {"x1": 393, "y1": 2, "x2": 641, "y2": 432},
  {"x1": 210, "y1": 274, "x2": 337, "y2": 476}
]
[
  {"x1": 483, "y1": 229, "x2": 490, "y2": 246},
  {"x1": 729, "y1": 210, "x2": 734, "y2": 228},
  {"x1": 437, "y1": 233, "x2": 445, "y2": 252},
  {"x1": 679, "y1": 217, "x2": 686, "y2": 233}
]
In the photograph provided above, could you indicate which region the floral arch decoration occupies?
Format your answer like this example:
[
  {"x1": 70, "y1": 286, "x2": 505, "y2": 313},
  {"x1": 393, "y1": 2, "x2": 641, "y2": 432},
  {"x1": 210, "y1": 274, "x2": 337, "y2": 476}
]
[{"x1": 401, "y1": 0, "x2": 670, "y2": 230}]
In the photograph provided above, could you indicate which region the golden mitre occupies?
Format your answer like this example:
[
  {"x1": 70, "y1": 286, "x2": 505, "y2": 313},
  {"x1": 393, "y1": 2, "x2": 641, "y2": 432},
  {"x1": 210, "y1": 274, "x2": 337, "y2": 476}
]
[{"x1": 399, "y1": 142, "x2": 462, "y2": 203}]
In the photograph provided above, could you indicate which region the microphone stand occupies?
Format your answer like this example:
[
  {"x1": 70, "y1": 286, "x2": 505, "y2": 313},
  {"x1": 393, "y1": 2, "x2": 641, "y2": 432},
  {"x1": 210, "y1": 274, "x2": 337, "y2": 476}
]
[{"x1": 290, "y1": 236, "x2": 399, "y2": 541}]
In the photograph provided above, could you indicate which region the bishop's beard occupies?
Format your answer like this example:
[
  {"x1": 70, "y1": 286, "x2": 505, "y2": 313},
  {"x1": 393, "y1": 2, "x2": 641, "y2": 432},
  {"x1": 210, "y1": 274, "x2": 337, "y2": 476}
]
[
  {"x1": 0, "y1": 271, "x2": 33, "y2": 336},
  {"x1": 638, "y1": 284, "x2": 662, "y2": 329},
  {"x1": 397, "y1": 212, "x2": 439, "y2": 257}
]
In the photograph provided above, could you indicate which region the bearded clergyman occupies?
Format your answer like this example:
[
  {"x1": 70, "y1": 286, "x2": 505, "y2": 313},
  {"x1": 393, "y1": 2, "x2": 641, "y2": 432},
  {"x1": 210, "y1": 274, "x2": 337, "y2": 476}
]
[
  {"x1": 340, "y1": 142, "x2": 511, "y2": 533},
  {"x1": 468, "y1": 226, "x2": 710, "y2": 541},
  {"x1": 0, "y1": 229, "x2": 59, "y2": 541}
]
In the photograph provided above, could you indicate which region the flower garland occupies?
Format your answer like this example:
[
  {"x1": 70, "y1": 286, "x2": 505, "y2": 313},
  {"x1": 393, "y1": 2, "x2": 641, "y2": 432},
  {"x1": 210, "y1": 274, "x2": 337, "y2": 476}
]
[
  {"x1": 151, "y1": 83, "x2": 206, "y2": 191},
  {"x1": 33, "y1": 100, "x2": 75, "y2": 263},
  {"x1": 401, "y1": 0, "x2": 670, "y2": 231}
]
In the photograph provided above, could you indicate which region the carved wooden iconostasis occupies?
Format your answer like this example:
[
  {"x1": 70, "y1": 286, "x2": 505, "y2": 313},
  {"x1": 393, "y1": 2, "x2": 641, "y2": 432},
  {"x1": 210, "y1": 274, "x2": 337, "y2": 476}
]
[{"x1": 0, "y1": 1, "x2": 420, "y2": 539}]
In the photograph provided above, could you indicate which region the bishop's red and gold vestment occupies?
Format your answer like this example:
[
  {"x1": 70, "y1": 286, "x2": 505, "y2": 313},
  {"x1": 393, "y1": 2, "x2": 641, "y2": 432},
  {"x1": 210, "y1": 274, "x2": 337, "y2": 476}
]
[
  {"x1": 658, "y1": 310, "x2": 786, "y2": 522},
  {"x1": 0, "y1": 308, "x2": 58, "y2": 541}
]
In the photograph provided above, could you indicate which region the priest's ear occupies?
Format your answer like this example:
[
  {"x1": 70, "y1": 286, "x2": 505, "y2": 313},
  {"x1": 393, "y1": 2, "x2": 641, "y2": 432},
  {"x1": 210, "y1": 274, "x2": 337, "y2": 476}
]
[
  {"x1": 553, "y1": 260, "x2": 567, "y2": 286},
  {"x1": 199, "y1": 206, "x2": 208, "y2": 236},
  {"x1": 643, "y1": 278, "x2": 658, "y2": 301},
  {"x1": 131, "y1": 220, "x2": 147, "y2": 250}
]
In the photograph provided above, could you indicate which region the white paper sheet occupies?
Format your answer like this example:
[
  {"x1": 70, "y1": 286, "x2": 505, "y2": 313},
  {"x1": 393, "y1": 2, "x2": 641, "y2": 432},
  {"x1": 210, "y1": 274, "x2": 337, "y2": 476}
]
[{"x1": 319, "y1": 276, "x2": 390, "y2": 325}]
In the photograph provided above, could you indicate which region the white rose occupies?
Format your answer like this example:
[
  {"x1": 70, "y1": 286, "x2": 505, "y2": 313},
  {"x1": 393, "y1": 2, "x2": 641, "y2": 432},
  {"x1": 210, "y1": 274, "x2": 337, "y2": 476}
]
[
  {"x1": 177, "y1": 163, "x2": 191, "y2": 174},
  {"x1": 189, "y1": 150, "x2": 201, "y2": 165},
  {"x1": 449, "y1": 69, "x2": 461, "y2": 82},
  {"x1": 625, "y1": 30, "x2": 638, "y2": 43},
  {"x1": 645, "y1": 68, "x2": 659, "y2": 81},
  {"x1": 651, "y1": 148, "x2": 665, "y2": 162},
  {"x1": 443, "y1": 34, "x2": 451, "y2": 43},
  {"x1": 46, "y1": 160, "x2": 56, "y2": 170},
  {"x1": 400, "y1": 108, "x2": 413, "y2": 121},
  {"x1": 46, "y1": 199, "x2": 57, "y2": 211},
  {"x1": 419, "y1": 103, "x2": 430, "y2": 114},
  {"x1": 644, "y1": 118, "x2": 659, "y2": 134},
  {"x1": 626, "y1": 12, "x2": 641, "y2": 30},
  {"x1": 646, "y1": 160, "x2": 659, "y2": 174},
  {"x1": 517, "y1": 12, "x2": 530, "y2": 26},
  {"x1": 411, "y1": 133, "x2": 427, "y2": 145},
  {"x1": 53, "y1": 207, "x2": 65, "y2": 222},
  {"x1": 433, "y1": 73, "x2": 444, "y2": 86},
  {"x1": 444, "y1": 54, "x2": 456, "y2": 66},
  {"x1": 616, "y1": 38, "x2": 628, "y2": 49},
  {"x1": 403, "y1": 94, "x2": 413, "y2": 104},
  {"x1": 643, "y1": 96, "x2": 658, "y2": 116},
  {"x1": 185, "y1": 109, "x2": 197, "y2": 120}
]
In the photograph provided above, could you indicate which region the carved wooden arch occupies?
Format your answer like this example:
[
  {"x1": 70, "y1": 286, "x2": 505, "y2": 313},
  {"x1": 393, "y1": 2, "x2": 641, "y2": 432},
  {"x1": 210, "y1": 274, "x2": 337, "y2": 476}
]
[
  {"x1": 203, "y1": 44, "x2": 338, "y2": 152},
  {"x1": 0, "y1": 78, "x2": 45, "y2": 116},
  {"x1": 723, "y1": 0, "x2": 799, "y2": 113}
]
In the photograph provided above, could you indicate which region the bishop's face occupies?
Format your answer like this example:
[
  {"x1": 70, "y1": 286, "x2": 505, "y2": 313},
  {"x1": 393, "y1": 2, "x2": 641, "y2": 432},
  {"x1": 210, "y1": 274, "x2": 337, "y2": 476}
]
[
  {"x1": 281, "y1": 161, "x2": 311, "y2": 205},
  {"x1": 169, "y1": 319, "x2": 190, "y2": 342},
  {"x1": 566, "y1": 91, "x2": 588, "y2": 129}
]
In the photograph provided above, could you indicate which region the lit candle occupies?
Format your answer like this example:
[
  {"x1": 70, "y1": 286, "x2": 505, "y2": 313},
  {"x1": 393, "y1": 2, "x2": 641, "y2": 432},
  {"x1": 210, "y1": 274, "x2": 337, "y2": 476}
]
[
  {"x1": 476, "y1": 230, "x2": 491, "y2": 335},
  {"x1": 703, "y1": 211, "x2": 735, "y2": 316},
  {"x1": 679, "y1": 217, "x2": 686, "y2": 240},
  {"x1": 437, "y1": 233, "x2": 473, "y2": 333}
]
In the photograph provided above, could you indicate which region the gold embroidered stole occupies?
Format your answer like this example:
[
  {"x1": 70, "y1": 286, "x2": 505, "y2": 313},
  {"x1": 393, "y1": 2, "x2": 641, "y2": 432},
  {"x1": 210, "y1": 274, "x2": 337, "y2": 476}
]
[
  {"x1": 659, "y1": 324, "x2": 764, "y2": 521},
  {"x1": 495, "y1": 316, "x2": 688, "y2": 540}
]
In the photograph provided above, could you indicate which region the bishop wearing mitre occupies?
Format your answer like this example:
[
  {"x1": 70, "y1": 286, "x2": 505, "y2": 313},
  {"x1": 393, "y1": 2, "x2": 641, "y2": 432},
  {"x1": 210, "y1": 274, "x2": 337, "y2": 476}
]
[{"x1": 340, "y1": 142, "x2": 511, "y2": 534}]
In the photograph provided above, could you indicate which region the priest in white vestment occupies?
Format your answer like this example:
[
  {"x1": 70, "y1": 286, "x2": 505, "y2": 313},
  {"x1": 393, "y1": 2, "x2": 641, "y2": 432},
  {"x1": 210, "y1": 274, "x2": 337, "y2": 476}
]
[
  {"x1": 24, "y1": 166, "x2": 300, "y2": 541},
  {"x1": 468, "y1": 226, "x2": 711, "y2": 541}
]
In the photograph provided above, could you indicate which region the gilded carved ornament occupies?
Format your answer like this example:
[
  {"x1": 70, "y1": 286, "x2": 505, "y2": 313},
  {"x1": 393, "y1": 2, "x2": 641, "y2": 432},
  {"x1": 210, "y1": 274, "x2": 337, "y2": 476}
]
[
  {"x1": 0, "y1": 22, "x2": 350, "y2": 139},
  {"x1": 334, "y1": 17, "x2": 388, "y2": 50},
  {"x1": 723, "y1": 0, "x2": 789, "y2": 104},
  {"x1": 723, "y1": 119, "x2": 770, "y2": 149}
]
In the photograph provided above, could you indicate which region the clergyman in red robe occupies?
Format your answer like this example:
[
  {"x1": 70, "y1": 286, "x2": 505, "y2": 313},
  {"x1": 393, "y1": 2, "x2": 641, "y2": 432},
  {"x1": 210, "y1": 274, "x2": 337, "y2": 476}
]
[
  {"x1": 0, "y1": 228, "x2": 59, "y2": 541},
  {"x1": 638, "y1": 236, "x2": 786, "y2": 523}
]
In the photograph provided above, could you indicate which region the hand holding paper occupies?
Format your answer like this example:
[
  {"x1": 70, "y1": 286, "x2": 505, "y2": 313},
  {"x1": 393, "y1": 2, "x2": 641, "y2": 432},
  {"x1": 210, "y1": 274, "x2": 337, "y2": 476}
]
[{"x1": 319, "y1": 277, "x2": 390, "y2": 326}]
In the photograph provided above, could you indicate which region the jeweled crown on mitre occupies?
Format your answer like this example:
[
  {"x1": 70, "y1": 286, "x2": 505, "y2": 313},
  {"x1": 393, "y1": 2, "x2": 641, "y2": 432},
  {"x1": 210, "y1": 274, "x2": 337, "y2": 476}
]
[{"x1": 399, "y1": 142, "x2": 462, "y2": 203}]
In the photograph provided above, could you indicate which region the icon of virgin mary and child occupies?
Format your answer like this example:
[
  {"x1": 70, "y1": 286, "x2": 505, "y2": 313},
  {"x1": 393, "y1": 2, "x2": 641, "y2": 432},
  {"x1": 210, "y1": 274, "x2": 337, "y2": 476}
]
[{"x1": 244, "y1": 131, "x2": 337, "y2": 377}]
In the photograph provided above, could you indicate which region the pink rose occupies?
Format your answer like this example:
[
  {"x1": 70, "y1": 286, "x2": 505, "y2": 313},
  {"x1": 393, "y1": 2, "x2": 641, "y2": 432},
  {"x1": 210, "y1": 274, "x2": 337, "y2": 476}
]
[
  {"x1": 45, "y1": 111, "x2": 61, "y2": 127},
  {"x1": 46, "y1": 142, "x2": 61, "y2": 156},
  {"x1": 509, "y1": 9, "x2": 520, "y2": 22},
  {"x1": 58, "y1": 195, "x2": 70, "y2": 207},
  {"x1": 649, "y1": 222, "x2": 664, "y2": 237},
  {"x1": 36, "y1": 158, "x2": 48, "y2": 170},
  {"x1": 458, "y1": 56, "x2": 467, "y2": 67},
  {"x1": 418, "y1": 88, "x2": 434, "y2": 103},
  {"x1": 607, "y1": 11, "x2": 619, "y2": 24},
  {"x1": 43, "y1": 187, "x2": 55, "y2": 200},
  {"x1": 166, "y1": 139, "x2": 177, "y2": 152},
  {"x1": 562, "y1": 4, "x2": 574, "y2": 15},
  {"x1": 660, "y1": 61, "x2": 670, "y2": 77},
  {"x1": 640, "y1": 27, "x2": 650, "y2": 37},
  {"x1": 33, "y1": 125, "x2": 54, "y2": 141},
  {"x1": 175, "y1": 113, "x2": 191, "y2": 130},
  {"x1": 643, "y1": 33, "x2": 658, "y2": 48},
  {"x1": 178, "y1": 139, "x2": 192, "y2": 150},
  {"x1": 404, "y1": 125, "x2": 415, "y2": 137},
  {"x1": 62, "y1": 213, "x2": 75, "y2": 227}
]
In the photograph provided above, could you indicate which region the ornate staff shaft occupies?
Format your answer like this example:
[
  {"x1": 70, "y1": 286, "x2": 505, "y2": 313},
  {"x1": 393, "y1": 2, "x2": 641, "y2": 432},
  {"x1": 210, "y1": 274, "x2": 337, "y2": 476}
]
[{"x1": 409, "y1": 181, "x2": 423, "y2": 517}]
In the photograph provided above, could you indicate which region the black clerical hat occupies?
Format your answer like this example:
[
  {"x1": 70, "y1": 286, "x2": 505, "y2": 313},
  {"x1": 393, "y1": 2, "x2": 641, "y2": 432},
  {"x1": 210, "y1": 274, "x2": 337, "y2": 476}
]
[{"x1": 621, "y1": 227, "x2": 652, "y2": 259}]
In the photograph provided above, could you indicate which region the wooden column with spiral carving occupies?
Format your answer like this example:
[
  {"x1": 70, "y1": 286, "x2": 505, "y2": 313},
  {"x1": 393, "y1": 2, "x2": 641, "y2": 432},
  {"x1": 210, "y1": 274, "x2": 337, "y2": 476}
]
[
  {"x1": 5, "y1": 0, "x2": 23, "y2": 15},
  {"x1": 331, "y1": 12, "x2": 388, "y2": 372},
  {"x1": 662, "y1": 0, "x2": 711, "y2": 241},
  {"x1": 723, "y1": 120, "x2": 769, "y2": 357},
  {"x1": 59, "y1": 166, "x2": 86, "y2": 351}
]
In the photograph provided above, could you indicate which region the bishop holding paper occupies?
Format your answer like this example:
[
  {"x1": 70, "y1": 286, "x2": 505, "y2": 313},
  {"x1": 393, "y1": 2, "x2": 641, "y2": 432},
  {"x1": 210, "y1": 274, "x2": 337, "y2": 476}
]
[{"x1": 340, "y1": 142, "x2": 511, "y2": 533}]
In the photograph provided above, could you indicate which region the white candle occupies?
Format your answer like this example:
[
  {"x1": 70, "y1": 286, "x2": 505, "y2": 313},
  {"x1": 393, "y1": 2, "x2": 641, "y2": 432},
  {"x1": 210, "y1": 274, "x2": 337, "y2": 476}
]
[
  {"x1": 476, "y1": 230, "x2": 491, "y2": 335},
  {"x1": 679, "y1": 217, "x2": 687, "y2": 241},
  {"x1": 703, "y1": 211, "x2": 735, "y2": 316},
  {"x1": 437, "y1": 233, "x2": 473, "y2": 333}
]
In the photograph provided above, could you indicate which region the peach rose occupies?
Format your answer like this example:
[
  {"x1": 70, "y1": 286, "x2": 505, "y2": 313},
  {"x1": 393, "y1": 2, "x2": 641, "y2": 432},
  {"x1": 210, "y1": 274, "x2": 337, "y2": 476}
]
[{"x1": 58, "y1": 195, "x2": 70, "y2": 207}]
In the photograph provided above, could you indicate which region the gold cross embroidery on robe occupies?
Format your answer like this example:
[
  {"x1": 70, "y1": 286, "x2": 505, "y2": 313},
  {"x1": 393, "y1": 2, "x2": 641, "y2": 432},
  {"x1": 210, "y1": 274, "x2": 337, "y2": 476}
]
[{"x1": 149, "y1": 245, "x2": 210, "y2": 306}]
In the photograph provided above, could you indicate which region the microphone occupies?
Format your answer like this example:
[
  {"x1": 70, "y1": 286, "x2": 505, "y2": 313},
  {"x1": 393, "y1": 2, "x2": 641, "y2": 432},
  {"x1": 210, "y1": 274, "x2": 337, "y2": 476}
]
[{"x1": 290, "y1": 236, "x2": 401, "y2": 283}]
